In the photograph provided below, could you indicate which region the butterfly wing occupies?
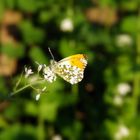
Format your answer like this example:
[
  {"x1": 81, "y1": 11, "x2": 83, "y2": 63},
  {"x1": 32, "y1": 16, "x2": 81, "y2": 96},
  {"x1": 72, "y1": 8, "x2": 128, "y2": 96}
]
[{"x1": 54, "y1": 54, "x2": 87, "y2": 84}]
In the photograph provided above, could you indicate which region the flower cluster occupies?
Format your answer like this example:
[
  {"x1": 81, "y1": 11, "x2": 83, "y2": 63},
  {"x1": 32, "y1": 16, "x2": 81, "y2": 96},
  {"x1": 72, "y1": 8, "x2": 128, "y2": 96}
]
[
  {"x1": 114, "y1": 124, "x2": 129, "y2": 140},
  {"x1": 25, "y1": 67, "x2": 34, "y2": 78},
  {"x1": 13, "y1": 62, "x2": 57, "y2": 101},
  {"x1": 43, "y1": 66, "x2": 57, "y2": 83}
]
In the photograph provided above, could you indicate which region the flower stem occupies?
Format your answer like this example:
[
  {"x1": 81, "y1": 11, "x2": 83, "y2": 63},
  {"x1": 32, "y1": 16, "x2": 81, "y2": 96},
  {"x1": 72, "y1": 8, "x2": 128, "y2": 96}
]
[
  {"x1": 11, "y1": 79, "x2": 45, "y2": 96},
  {"x1": 13, "y1": 71, "x2": 24, "y2": 91},
  {"x1": 37, "y1": 103, "x2": 45, "y2": 140},
  {"x1": 132, "y1": 8, "x2": 140, "y2": 139}
]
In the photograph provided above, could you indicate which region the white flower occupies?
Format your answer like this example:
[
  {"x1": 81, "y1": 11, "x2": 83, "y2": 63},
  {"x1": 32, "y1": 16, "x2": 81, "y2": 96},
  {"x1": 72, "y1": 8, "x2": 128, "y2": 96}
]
[
  {"x1": 116, "y1": 34, "x2": 133, "y2": 47},
  {"x1": 38, "y1": 65, "x2": 43, "y2": 72},
  {"x1": 60, "y1": 18, "x2": 74, "y2": 32},
  {"x1": 35, "y1": 61, "x2": 43, "y2": 72},
  {"x1": 43, "y1": 67, "x2": 57, "y2": 83},
  {"x1": 25, "y1": 67, "x2": 34, "y2": 78},
  {"x1": 113, "y1": 95, "x2": 123, "y2": 106},
  {"x1": 52, "y1": 135, "x2": 62, "y2": 140},
  {"x1": 117, "y1": 83, "x2": 131, "y2": 96},
  {"x1": 35, "y1": 94, "x2": 40, "y2": 101},
  {"x1": 42, "y1": 86, "x2": 46, "y2": 92},
  {"x1": 35, "y1": 87, "x2": 46, "y2": 101},
  {"x1": 115, "y1": 125, "x2": 129, "y2": 140}
]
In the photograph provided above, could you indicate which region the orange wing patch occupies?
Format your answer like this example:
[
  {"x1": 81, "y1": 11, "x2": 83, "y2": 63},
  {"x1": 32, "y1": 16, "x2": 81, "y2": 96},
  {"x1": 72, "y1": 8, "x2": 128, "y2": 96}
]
[{"x1": 69, "y1": 54, "x2": 87, "y2": 69}]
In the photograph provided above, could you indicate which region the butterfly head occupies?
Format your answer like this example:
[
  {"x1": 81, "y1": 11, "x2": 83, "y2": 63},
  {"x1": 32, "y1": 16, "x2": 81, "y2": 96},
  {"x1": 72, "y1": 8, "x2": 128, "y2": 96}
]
[{"x1": 50, "y1": 60, "x2": 57, "y2": 66}]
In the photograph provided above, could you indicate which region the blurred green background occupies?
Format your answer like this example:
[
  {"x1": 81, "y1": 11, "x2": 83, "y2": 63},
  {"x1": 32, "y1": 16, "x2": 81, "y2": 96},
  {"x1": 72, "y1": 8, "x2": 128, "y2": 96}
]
[{"x1": 0, "y1": 0, "x2": 140, "y2": 140}]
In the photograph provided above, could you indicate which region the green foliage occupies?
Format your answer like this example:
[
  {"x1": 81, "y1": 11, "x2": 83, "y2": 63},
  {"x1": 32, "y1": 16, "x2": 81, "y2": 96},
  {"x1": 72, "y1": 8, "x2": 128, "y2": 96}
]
[
  {"x1": 0, "y1": 77, "x2": 9, "y2": 97},
  {"x1": 17, "y1": 0, "x2": 43, "y2": 13},
  {"x1": 121, "y1": 16, "x2": 138, "y2": 34},
  {"x1": 19, "y1": 21, "x2": 45, "y2": 44},
  {"x1": 29, "y1": 47, "x2": 49, "y2": 64},
  {"x1": 59, "y1": 39, "x2": 76, "y2": 57},
  {"x1": 1, "y1": 43, "x2": 25, "y2": 58},
  {"x1": 0, "y1": 124, "x2": 36, "y2": 140}
]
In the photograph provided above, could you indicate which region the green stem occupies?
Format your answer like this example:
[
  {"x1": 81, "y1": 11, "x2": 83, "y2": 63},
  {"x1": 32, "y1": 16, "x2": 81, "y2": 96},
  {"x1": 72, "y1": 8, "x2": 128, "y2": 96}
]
[
  {"x1": 37, "y1": 101, "x2": 46, "y2": 140},
  {"x1": 132, "y1": 8, "x2": 140, "y2": 139},
  {"x1": 133, "y1": 7, "x2": 140, "y2": 116},
  {"x1": 13, "y1": 71, "x2": 24, "y2": 91},
  {"x1": 71, "y1": 84, "x2": 78, "y2": 94},
  {"x1": 11, "y1": 79, "x2": 45, "y2": 96},
  {"x1": 38, "y1": 103, "x2": 45, "y2": 140}
]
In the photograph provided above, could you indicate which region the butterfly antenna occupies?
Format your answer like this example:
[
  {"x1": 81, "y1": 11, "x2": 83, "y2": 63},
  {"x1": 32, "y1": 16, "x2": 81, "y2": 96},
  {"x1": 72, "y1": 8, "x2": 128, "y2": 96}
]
[{"x1": 48, "y1": 47, "x2": 55, "y2": 61}]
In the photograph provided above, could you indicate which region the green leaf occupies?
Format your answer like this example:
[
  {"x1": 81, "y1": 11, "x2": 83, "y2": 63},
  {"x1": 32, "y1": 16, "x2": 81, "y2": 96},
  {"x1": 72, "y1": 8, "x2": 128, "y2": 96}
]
[
  {"x1": 41, "y1": 102, "x2": 59, "y2": 122},
  {"x1": 24, "y1": 101, "x2": 38, "y2": 116},
  {"x1": 1, "y1": 43, "x2": 25, "y2": 58},
  {"x1": 0, "y1": 124, "x2": 36, "y2": 140},
  {"x1": 59, "y1": 39, "x2": 77, "y2": 57},
  {"x1": 39, "y1": 10, "x2": 52, "y2": 23},
  {"x1": 120, "y1": 1, "x2": 139, "y2": 11},
  {"x1": 29, "y1": 47, "x2": 48, "y2": 64},
  {"x1": 121, "y1": 16, "x2": 138, "y2": 34},
  {"x1": 17, "y1": 0, "x2": 41, "y2": 12},
  {"x1": 99, "y1": 0, "x2": 116, "y2": 7},
  {"x1": 0, "y1": 1, "x2": 5, "y2": 21},
  {"x1": 20, "y1": 21, "x2": 45, "y2": 44}
]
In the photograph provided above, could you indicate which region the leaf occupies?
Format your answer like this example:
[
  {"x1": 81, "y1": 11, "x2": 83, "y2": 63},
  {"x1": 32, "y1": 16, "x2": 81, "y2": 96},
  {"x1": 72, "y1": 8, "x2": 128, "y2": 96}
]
[
  {"x1": 1, "y1": 43, "x2": 25, "y2": 58},
  {"x1": 20, "y1": 21, "x2": 45, "y2": 44},
  {"x1": 41, "y1": 102, "x2": 59, "y2": 122},
  {"x1": 121, "y1": 16, "x2": 138, "y2": 34},
  {"x1": 29, "y1": 47, "x2": 48, "y2": 64},
  {"x1": 17, "y1": 0, "x2": 41, "y2": 12}
]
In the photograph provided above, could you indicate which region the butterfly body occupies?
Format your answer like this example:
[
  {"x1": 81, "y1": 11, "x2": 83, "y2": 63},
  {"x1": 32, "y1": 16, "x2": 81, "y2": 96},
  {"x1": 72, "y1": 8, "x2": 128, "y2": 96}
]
[{"x1": 43, "y1": 54, "x2": 87, "y2": 84}]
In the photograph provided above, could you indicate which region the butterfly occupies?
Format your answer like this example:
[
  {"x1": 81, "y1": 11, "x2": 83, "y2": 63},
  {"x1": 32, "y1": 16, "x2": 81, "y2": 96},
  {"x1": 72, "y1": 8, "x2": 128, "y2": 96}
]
[{"x1": 43, "y1": 54, "x2": 87, "y2": 84}]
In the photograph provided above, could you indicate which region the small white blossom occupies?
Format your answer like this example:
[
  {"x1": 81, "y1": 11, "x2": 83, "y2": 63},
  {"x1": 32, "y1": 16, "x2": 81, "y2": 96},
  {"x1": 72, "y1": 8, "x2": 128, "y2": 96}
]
[
  {"x1": 60, "y1": 18, "x2": 74, "y2": 32},
  {"x1": 35, "y1": 62, "x2": 43, "y2": 72},
  {"x1": 38, "y1": 65, "x2": 43, "y2": 72},
  {"x1": 35, "y1": 87, "x2": 46, "y2": 101},
  {"x1": 42, "y1": 86, "x2": 46, "y2": 92},
  {"x1": 113, "y1": 95, "x2": 123, "y2": 106},
  {"x1": 116, "y1": 34, "x2": 133, "y2": 47},
  {"x1": 44, "y1": 74, "x2": 56, "y2": 83},
  {"x1": 43, "y1": 67, "x2": 57, "y2": 83},
  {"x1": 25, "y1": 67, "x2": 34, "y2": 78},
  {"x1": 52, "y1": 135, "x2": 62, "y2": 140},
  {"x1": 114, "y1": 125, "x2": 129, "y2": 140},
  {"x1": 117, "y1": 83, "x2": 131, "y2": 96},
  {"x1": 35, "y1": 94, "x2": 40, "y2": 101}
]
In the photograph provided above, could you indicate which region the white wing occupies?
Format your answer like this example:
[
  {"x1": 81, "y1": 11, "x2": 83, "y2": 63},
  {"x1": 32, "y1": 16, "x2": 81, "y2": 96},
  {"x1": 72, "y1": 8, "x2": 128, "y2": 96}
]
[{"x1": 53, "y1": 54, "x2": 87, "y2": 84}]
